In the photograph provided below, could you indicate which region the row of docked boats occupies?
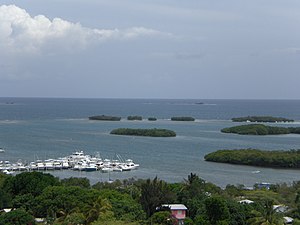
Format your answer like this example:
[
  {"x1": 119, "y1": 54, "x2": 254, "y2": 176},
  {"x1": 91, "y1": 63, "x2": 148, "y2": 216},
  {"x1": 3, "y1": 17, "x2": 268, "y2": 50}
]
[{"x1": 0, "y1": 151, "x2": 139, "y2": 175}]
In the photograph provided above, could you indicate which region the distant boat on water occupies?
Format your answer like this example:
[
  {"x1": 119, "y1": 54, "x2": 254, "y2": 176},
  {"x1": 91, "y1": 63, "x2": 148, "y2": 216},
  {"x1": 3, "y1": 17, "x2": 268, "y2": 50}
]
[{"x1": 0, "y1": 148, "x2": 5, "y2": 153}]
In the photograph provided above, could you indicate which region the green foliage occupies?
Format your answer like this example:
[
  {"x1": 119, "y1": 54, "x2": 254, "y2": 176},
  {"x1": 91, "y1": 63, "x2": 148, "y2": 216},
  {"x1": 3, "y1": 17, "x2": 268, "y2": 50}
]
[
  {"x1": 232, "y1": 116, "x2": 294, "y2": 123},
  {"x1": 110, "y1": 128, "x2": 176, "y2": 137},
  {"x1": 97, "y1": 189, "x2": 146, "y2": 222},
  {"x1": 3, "y1": 172, "x2": 60, "y2": 197},
  {"x1": 247, "y1": 199, "x2": 284, "y2": 225},
  {"x1": 61, "y1": 177, "x2": 90, "y2": 188},
  {"x1": 150, "y1": 211, "x2": 174, "y2": 225},
  {"x1": 0, "y1": 189, "x2": 12, "y2": 209},
  {"x1": 91, "y1": 219, "x2": 140, "y2": 225},
  {"x1": 127, "y1": 115, "x2": 142, "y2": 120},
  {"x1": 171, "y1": 116, "x2": 195, "y2": 121},
  {"x1": 0, "y1": 209, "x2": 35, "y2": 225},
  {"x1": 148, "y1": 117, "x2": 157, "y2": 121},
  {"x1": 204, "y1": 149, "x2": 300, "y2": 168},
  {"x1": 89, "y1": 115, "x2": 121, "y2": 121},
  {"x1": 63, "y1": 212, "x2": 86, "y2": 225},
  {"x1": 32, "y1": 186, "x2": 99, "y2": 218},
  {"x1": 140, "y1": 177, "x2": 176, "y2": 217},
  {"x1": 1, "y1": 173, "x2": 300, "y2": 225},
  {"x1": 204, "y1": 196, "x2": 230, "y2": 224},
  {"x1": 221, "y1": 124, "x2": 293, "y2": 135}
]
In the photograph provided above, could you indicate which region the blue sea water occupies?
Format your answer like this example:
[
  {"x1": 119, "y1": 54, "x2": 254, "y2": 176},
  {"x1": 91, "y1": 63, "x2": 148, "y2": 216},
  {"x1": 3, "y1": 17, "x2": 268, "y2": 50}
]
[{"x1": 0, "y1": 98, "x2": 300, "y2": 187}]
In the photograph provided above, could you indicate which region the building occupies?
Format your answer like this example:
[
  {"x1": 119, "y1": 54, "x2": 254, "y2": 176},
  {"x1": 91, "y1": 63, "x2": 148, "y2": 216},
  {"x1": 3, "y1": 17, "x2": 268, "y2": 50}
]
[{"x1": 162, "y1": 204, "x2": 187, "y2": 225}]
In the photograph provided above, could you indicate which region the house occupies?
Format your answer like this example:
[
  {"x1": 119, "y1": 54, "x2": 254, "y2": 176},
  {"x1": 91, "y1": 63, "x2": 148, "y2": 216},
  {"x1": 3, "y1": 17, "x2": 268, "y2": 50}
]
[
  {"x1": 283, "y1": 216, "x2": 293, "y2": 224},
  {"x1": 273, "y1": 204, "x2": 288, "y2": 213},
  {"x1": 162, "y1": 204, "x2": 187, "y2": 225}
]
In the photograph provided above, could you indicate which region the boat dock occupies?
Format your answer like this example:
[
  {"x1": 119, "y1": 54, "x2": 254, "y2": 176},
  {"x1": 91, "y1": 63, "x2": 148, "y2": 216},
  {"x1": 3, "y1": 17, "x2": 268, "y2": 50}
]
[{"x1": 0, "y1": 151, "x2": 139, "y2": 175}]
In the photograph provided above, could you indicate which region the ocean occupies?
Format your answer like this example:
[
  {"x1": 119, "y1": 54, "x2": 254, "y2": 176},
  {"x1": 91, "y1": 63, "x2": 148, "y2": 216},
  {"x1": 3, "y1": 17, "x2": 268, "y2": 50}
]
[{"x1": 0, "y1": 98, "x2": 300, "y2": 188}]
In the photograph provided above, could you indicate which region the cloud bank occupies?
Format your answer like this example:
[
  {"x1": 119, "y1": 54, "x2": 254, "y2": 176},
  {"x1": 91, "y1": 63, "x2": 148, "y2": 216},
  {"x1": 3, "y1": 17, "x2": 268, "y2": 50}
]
[{"x1": 0, "y1": 4, "x2": 172, "y2": 54}]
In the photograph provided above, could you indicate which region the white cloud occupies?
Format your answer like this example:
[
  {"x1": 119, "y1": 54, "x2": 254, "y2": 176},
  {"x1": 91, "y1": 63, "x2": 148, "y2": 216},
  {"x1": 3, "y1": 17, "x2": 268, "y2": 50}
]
[{"x1": 0, "y1": 4, "x2": 173, "y2": 54}]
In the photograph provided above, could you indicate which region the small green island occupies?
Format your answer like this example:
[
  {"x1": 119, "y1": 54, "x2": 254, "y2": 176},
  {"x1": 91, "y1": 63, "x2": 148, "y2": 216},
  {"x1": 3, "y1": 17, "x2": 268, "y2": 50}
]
[
  {"x1": 171, "y1": 116, "x2": 195, "y2": 121},
  {"x1": 221, "y1": 124, "x2": 300, "y2": 135},
  {"x1": 232, "y1": 116, "x2": 294, "y2": 123},
  {"x1": 110, "y1": 128, "x2": 176, "y2": 137},
  {"x1": 204, "y1": 149, "x2": 300, "y2": 168},
  {"x1": 148, "y1": 117, "x2": 157, "y2": 121},
  {"x1": 88, "y1": 115, "x2": 121, "y2": 121},
  {"x1": 127, "y1": 115, "x2": 143, "y2": 121}
]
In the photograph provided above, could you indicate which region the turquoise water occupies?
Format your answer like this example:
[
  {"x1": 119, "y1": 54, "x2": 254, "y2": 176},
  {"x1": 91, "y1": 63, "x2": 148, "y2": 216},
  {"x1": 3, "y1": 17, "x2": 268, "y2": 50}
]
[{"x1": 0, "y1": 98, "x2": 300, "y2": 187}]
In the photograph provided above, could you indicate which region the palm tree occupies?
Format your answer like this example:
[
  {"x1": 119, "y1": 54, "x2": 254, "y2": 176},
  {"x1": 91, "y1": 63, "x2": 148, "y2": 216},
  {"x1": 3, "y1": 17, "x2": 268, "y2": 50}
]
[
  {"x1": 247, "y1": 200, "x2": 284, "y2": 225},
  {"x1": 85, "y1": 197, "x2": 113, "y2": 224}
]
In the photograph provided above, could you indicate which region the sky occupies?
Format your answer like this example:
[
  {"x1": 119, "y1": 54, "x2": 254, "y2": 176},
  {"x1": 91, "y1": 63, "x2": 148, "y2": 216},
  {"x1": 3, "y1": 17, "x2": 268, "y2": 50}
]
[{"x1": 0, "y1": 0, "x2": 300, "y2": 99}]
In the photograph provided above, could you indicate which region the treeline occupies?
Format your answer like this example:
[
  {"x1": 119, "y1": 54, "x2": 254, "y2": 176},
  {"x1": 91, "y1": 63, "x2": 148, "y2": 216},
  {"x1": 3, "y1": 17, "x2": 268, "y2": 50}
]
[
  {"x1": 89, "y1": 115, "x2": 195, "y2": 122},
  {"x1": 171, "y1": 117, "x2": 195, "y2": 121},
  {"x1": 89, "y1": 115, "x2": 121, "y2": 121},
  {"x1": 205, "y1": 149, "x2": 300, "y2": 168},
  {"x1": 110, "y1": 128, "x2": 176, "y2": 137},
  {"x1": 2, "y1": 172, "x2": 300, "y2": 224},
  {"x1": 221, "y1": 124, "x2": 300, "y2": 135},
  {"x1": 232, "y1": 116, "x2": 294, "y2": 123}
]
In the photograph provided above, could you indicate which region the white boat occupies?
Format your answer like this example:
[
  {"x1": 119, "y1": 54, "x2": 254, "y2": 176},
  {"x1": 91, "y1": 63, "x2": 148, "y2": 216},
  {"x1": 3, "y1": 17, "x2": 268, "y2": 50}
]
[
  {"x1": 2, "y1": 169, "x2": 14, "y2": 175},
  {"x1": 101, "y1": 167, "x2": 113, "y2": 173},
  {"x1": 0, "y1": 148, "x2": 5, "y2": 153},
  {"x1": 44, "y1": 160, "x2": 54, "y2": 170},
  {"x1": 112, "y1": 166, "x2": 123, "y2": 172},
  {"x1": 78, "y1": 162, "x2": 97, "y2": 172},
  {"x1": 36, "y1": 161, "x2": 45, "y2": 170}
]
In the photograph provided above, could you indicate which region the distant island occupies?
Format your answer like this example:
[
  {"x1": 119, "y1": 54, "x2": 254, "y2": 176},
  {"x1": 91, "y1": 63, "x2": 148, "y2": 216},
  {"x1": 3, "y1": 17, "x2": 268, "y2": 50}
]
[
  {"x1": 88, "y1": 115, "x2": 121, "y2": 121},
  {"x1": 148, "y1": 117, "x2": 157, "y2": 121},
  {"x1": 221, "y1": 124, "x2": 300, "y2": 135},
  {"x1": 232, "y1": 116, "x2": 294, "y2": 123},
  {"x1": 127, "y1": 115, "x2": 143, "y2": 121},
  {"x1": 110, "y1": 128, "x2": 176, "y2": 137},
  {"x1": 171, "y1": 116, "x2": 195, "y2": 121},
  {"x1": 204, "y1": 149, "x2": 300, "y2": 168}
]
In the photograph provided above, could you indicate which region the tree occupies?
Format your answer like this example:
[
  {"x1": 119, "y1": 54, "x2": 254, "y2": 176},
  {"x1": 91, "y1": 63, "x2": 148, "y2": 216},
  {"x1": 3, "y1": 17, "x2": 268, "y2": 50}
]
[
  {"x1": 178, "y1": 173, "x2": 209, "y2": 219},
  {"x1": 63, "y1": 212, "x2": 86, "y2": 225},
  {"x1": 0, "y1": 209, "x2": 35, "y2": 225},
  {"x1": 85, "y1": 197, "x2": 114, "y2": 224},
  {"x1": 150, "y1": 211, "x2": 175, "y2": 225},
  {"x1": 61, "y1": 177, "x2": 90, "y2": 188},
  {"x1": 140, "y1": 177, "x2": 175, "y2": 217},
  {"x1": 0, "y1": 189, "x2": 12, "y2": 209},
  {"x1": 33, "y1": 186, "x2": 99, "y2": 218},
  {"x1": 98, "y1": 189, "x2": 146, "y2": 221},
  {"x1": 204, "y1": 196, "x2": 230, "y2": 224},
  {"x1": 247, "y1": 199, "x2": 284, "y2": 225},
  {"x1": 3, "y1": 172, "x2": 60, "y2": 197}
]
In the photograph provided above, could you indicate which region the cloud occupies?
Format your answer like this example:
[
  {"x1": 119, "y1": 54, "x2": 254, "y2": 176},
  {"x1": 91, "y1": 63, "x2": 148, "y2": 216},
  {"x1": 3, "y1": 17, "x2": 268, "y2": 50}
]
[{"x1": 0, "y1": 4, "x2": 173, "y2": 54}]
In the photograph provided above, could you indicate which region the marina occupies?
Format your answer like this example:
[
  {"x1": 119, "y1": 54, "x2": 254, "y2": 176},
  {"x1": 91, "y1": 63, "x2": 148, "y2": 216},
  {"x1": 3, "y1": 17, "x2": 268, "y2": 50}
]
[
  {"x1": 0, "y1": 150, "x2": 139, "y2": 175},
  {"x1": 0, "y1": 98, "x2": 300, "y2": 187}
]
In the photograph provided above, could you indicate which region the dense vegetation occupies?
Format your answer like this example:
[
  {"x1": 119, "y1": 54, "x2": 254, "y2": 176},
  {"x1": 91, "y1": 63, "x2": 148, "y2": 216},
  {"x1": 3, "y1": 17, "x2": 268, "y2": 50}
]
[
  {"x1": 205, "y1": 149, "x2": 300, "y2": 168},
  {"x1": 110, "y1": 128, "x2": 176, "y2": 137},
  {"x1": 221, "y1": 124, "x2": 300, "y2": 135},
  {"x1": 148, "y1": 117, "x2": 157, "y2": 121},
  {"x1": 232, "y1": 116, "x2": 294, "y2": 123},
  {"x1": 89, "y1": 115, "x2": 121, "y2": 121},
  {"x1": 127, "y1": 116, "x2": 143, "y2": 121},
  {"x1": 2, "y1": 172, "x2": 300, "y2": 224},
  {"x1": 171, "y1": 117, "x2": 195, "y2": 121}
]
